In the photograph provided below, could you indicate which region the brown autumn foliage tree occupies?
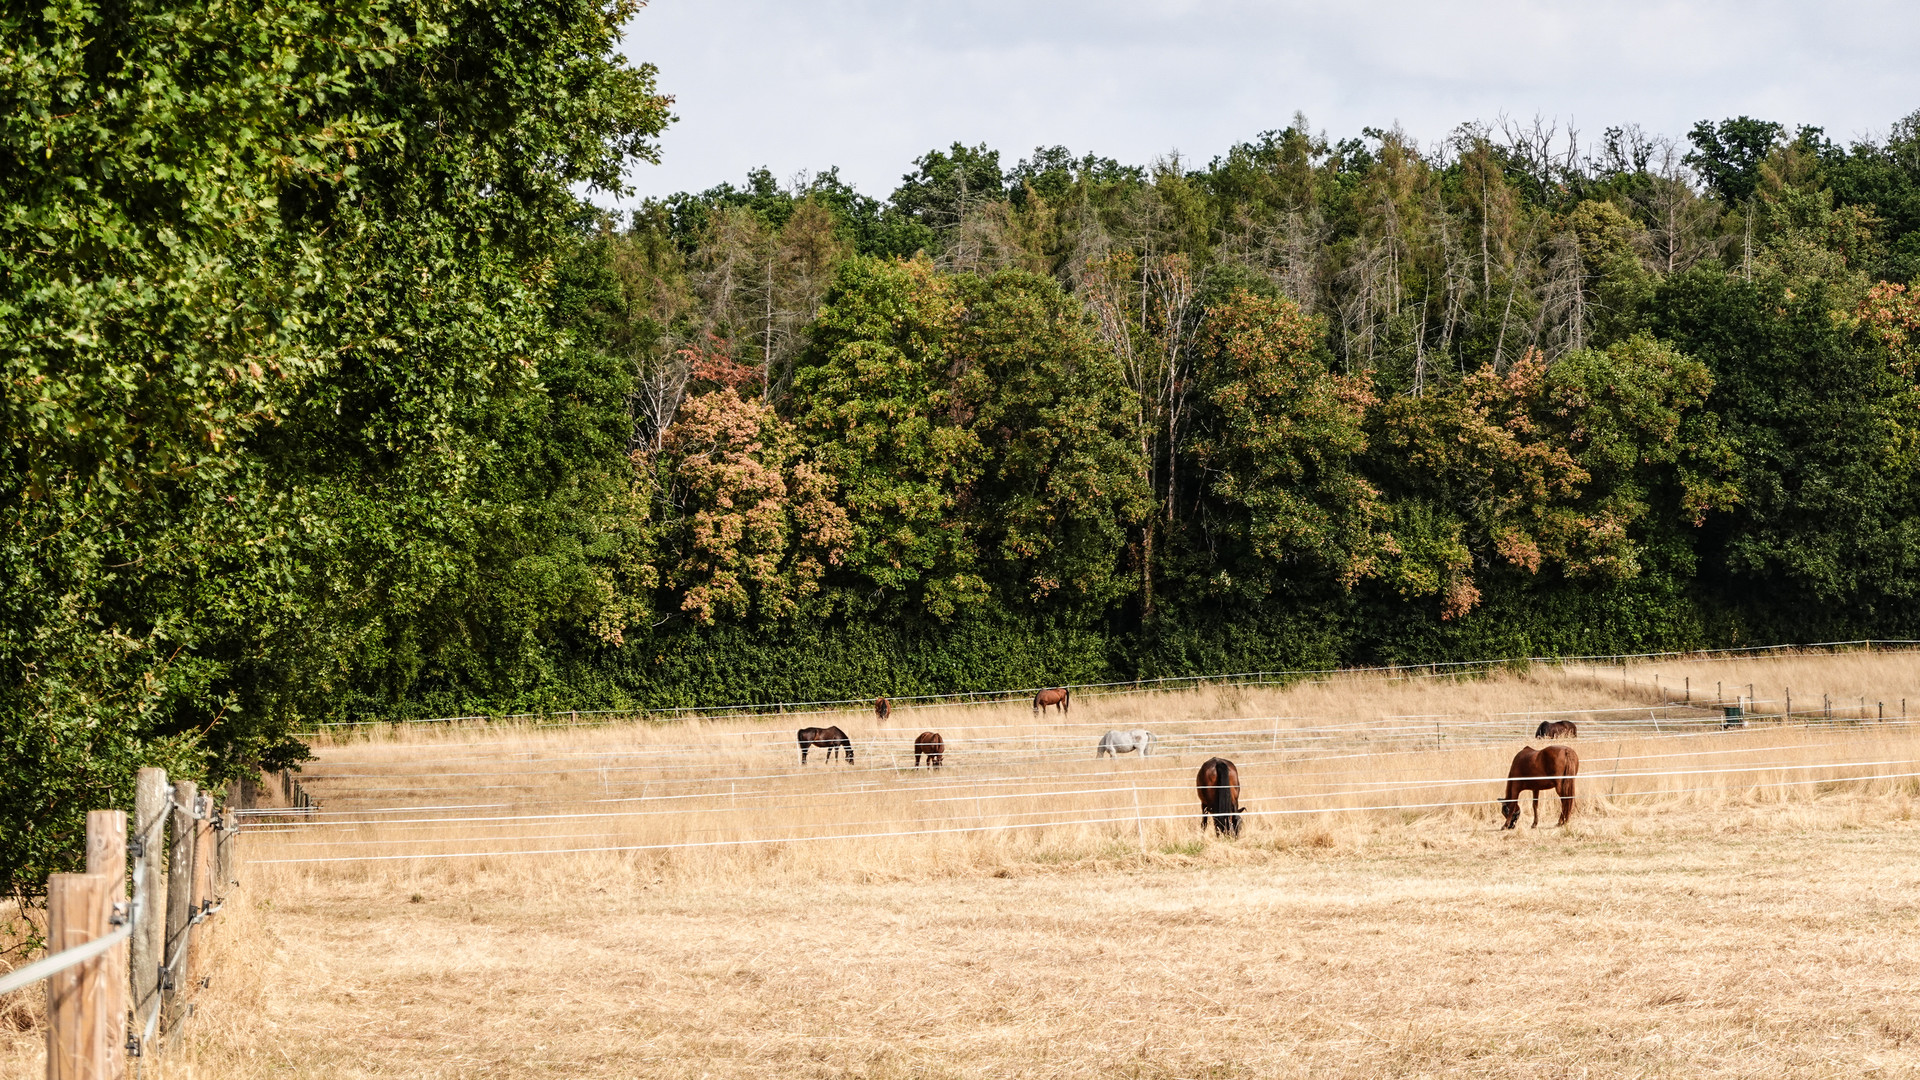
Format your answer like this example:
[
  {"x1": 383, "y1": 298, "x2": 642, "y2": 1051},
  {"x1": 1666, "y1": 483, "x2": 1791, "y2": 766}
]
[{"x1": 656, "y1": 343, "x2": 851, "y2": 623}]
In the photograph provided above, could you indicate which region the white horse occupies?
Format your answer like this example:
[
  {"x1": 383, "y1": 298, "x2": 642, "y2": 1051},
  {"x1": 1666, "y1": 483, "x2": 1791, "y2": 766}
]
[{"x1": 1096, "y1": 729, "x2": 1155, "y2": 758}]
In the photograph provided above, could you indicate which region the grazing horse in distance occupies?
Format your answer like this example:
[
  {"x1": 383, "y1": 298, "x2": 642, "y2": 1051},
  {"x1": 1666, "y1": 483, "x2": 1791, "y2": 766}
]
[
  {"x1": 1033, "y1": 687, "x2": 1071, "y2": 715},
  {"x1": 1534, "y1": 720, "x2": 1578, "y2": 739},
  {"x1": 797, "y1": 725, "x2": 854, "y2": 765},
  {"x1": 1500, "y1": 744, "x2": 1578, "y2": 829},
  {"x1": 913, "y1": 731, "x2": 944, "y2": 769},
  {"x1": 874, "y1": 697, "x2": 891, "y2": 722},
  {"x1": 1196, "y1": 757, "x2": 1243, "y2": 836},
  {"x1": 1096, "y1": 729, "x2": 1155, "y2": 758}
]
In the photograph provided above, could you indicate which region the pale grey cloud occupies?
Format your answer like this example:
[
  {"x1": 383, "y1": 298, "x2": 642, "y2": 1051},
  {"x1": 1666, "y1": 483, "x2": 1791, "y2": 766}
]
[{"x1": 610, "y1": 0, "x2": 1920, "y2": 202}]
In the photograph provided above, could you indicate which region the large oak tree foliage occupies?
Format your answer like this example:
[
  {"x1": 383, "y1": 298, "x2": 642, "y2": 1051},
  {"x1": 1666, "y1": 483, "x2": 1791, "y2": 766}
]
[{"x1": 0, "y1": 0, "x2": 669, "y2": 892}]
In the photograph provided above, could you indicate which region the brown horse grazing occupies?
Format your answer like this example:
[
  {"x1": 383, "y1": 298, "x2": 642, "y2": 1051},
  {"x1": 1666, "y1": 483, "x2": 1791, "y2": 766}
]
[
  {"x1": 1033, "y1": 687, "x2": 1071, "y2": 715},
  {"x1": 1500, "y1": 745, "x2": 1578, "y2": 829},
  {"x1": 797, "y1": 726, "x2": 854, "y2": 764},
  {"x1": 1196, "y1": 757, "x2": 1243, "y2": 837},
  {"x1": 913, "y1": 731, "x2": 944, "y2": 769},
  {"x1": 874, "y1": 697, "x2": 891, "y2": 722},
  {"x1": 1533, "y1": 720, "x2": 1578, "y2": 739}
]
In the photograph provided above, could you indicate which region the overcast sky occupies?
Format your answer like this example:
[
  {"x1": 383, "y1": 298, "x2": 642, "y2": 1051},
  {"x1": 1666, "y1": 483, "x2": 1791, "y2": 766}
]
[{"x1": 609, "y1": 0, "x2": 1920, "y2": 204}]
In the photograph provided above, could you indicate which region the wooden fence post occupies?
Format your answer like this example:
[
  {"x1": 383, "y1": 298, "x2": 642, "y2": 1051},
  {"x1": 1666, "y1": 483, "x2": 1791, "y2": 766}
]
[
  {"x1": 187, "y1": 794, "x2": 214, "y2": 989},
  {"x1": 161, "y1": 781, "x2": 197, "y2": 1032},
  {"x1": 130, "y1": 769, "x2": 168, "y2": 1039},
  {"x1": 83, "y1": 811, "x2": 128, "y2": 1080},
  {"x1": 45, "y1": 872, "x2": 117, "y2": 1080},
  {"x1": 214, "y1": 810, "x2": 234, "y2": 896}
]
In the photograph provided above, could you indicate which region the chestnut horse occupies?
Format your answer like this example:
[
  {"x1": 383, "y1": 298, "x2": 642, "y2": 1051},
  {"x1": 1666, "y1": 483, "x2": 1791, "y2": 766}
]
[
  {"x1": 914, "y1": 731, "x2": 944, "y2": 769},
  {"x1": 1500, "y1": 744, "x2": 1578, "y2": 829},
  {"x1": 874, "y1": 697, "x2": 892, "y2": 722},
  {"x1": 797, "y1": 725, "x2": 854, "y2": 765},
  {"x1": 1196, "y1": 757, "x2": 1243, "y2": 836},
  {"x1": 1533, "y1": 720, "x2": 1578, "y2": 739},
  {"x1": 1033, "y1": 687, "x2": 1071, "y2": 715}
]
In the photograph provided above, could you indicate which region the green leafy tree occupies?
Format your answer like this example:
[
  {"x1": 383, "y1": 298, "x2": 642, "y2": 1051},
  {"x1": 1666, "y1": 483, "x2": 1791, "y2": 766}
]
[
  {"x1": 1686, "y1": 117, "x2": 1785, "y2": 204},
  {"x1": 1185, "y1": 290, "x2": 1386, "y2": 598},
  {"x1": 792, "y1": 256, "x2": 1145, "y2": 616},
  {"x1": 1372, "y1": 337, "x2": 1732, "y2": 617},
  {"x1": 1653, "y1": 271, "x2": 1920, "y2": 610},
  {"x1": 0, "y1": 0, "x2": 670, "y2": 889}
]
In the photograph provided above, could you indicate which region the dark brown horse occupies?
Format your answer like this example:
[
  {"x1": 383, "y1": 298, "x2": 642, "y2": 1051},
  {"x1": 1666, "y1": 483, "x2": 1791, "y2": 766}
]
[
  {"x1": 1196, "y1": 757, "x2": 1242, "y2": 836},
  {"x1": 913, "y1": 731, "x2": 944, "y2": 769},
  {"x1": 797, "y1": 725, "x2": 854, "y2": 764},
  {"x1": 1032, "y1": 687, "x2": 1071, "y2": 715},
  {"x1": 1533, "y1": 720, "x2": 1578, "y2": 739},
  {"x1": 1500, "y1": 745, "x2": 1578, "y2": 829},
  {"x1": 874, "y1": 697, "x2": 891, "y2": 722}
]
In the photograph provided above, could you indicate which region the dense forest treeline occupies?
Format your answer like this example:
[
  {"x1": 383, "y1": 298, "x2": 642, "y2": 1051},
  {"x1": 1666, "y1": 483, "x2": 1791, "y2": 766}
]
[
  {"x1": 5, "y1": 0, "x2": 1920, "y2": 889},
  {"x1": 521, "y1": 111, "x2": 1920, "y2": 709}
]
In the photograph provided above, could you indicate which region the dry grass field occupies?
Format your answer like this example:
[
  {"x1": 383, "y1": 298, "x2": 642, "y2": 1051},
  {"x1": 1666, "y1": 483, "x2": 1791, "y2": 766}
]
[{"x1": 7, "y1": 648, "x2": 1920, "y2": 1077}]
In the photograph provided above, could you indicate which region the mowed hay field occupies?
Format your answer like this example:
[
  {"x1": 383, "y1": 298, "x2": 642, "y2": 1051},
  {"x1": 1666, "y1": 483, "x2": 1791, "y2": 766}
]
[{"x1": 10, "y1": 650, "x2": 1920, "y2": 1078}]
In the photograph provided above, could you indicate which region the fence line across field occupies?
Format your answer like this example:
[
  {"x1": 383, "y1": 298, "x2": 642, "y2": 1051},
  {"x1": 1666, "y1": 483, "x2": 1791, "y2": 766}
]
[
  {"x1": 269, "y1": 720, "x2": 1899, "y2": 805},
  {"x1": 291, "y1": 639, "x2": 1920, "y2": 733},
  {"x1": 288, "y1": 714, "x2": 1713, "y2": 775},
  {"x1": 238, "y1": 751, "x2": 1920, "y2": 849},
  {"x1": 245, "y1": 764, "x2": 1881, "y2": 852},
  {"x1": 287, "y1": 696, "x2": 1905, "y2": 777},
  {"x1": 291, "y1": 709, "x2": 1633, "y2": 758},
  {"x1": 249, "y1": 761, "x2": 1920, "y2": 866},
  {"x1": 280, "y1": 734, "x2": 1843, "y2": 818},
  {"x1": 242, "y1": 733, "x2": 1811, "y2": 825},
  {"x1": 283, "y1": 706, "x2": 1824, "y2": 782},
  {"x1": 247, "y1": 739, "x2": 1859, "y2": 831},
  {"x1": 255, "y1": 754, "x2": 1916, "y2": 851},
  {"x1": 246, "y1": 723, "x2": 1898, "y2": 824},
  {"x1": 302, "y1": 695, "x2": 1816, "y2": 746}
]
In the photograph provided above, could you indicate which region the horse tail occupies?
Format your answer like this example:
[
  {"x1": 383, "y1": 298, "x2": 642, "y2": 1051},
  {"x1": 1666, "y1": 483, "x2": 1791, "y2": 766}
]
[
  {"x1": 1032, "y1": 690, "x2": 1042, "y2": 714},
  {"x1": 1227, "y1": 762, "x2": 1243, "y2": 836},
  {"x1": 1064, "y1": 688, "x2": 1071, "y2": 714}
]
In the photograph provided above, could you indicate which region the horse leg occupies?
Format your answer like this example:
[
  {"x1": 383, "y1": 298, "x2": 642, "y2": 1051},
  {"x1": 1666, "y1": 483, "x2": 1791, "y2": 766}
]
[
  {"x1": 1531, "y1": 789, "x2": 1541, "y2": 828},
  {"x1": 1558, "y1": 783, "x2": 1574, "y2": 826}
]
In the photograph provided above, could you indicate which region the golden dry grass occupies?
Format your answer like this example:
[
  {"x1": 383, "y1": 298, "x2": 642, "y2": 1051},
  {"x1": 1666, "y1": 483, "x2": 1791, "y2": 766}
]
[{"x1": 8, "y1": 649, "x2": 1920, "y2": 1078}]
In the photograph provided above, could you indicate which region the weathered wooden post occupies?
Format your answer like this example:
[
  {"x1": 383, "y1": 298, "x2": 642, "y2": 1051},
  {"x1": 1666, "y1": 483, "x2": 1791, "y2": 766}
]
[
  {"x1": 130, "y1": 769, "x2": 168, "y2": 1041},
  {"x1": 214, "y1": 810, "x2": 235, "y2": 895},
  {"x1": 83, "y1": 811, "x2": 128, "y2": 1080},
  {"x1": 45, "y1": 872, "x2": 118, "y2": 1080},
  {"x1": 187, "y1": 793, "x2": 214, "y2": 987},
  {"x1": 161, "y1": 781, "x2": 197, "y2": 1031}
]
